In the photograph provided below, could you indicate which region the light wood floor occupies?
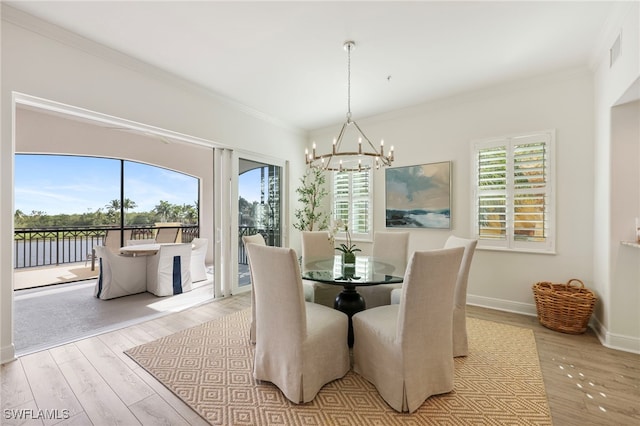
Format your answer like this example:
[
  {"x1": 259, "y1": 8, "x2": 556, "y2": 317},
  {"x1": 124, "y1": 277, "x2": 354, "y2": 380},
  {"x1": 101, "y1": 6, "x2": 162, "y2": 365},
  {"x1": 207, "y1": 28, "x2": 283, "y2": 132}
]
[{"x1": 1, "y1": 293, "x2": 638, "y2": 425}]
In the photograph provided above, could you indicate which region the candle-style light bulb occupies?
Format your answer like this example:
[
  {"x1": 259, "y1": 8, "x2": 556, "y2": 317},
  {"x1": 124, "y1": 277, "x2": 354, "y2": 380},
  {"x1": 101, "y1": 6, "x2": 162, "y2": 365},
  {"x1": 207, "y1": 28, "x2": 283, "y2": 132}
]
[
  {"x1": 332, "y1": 138, "x2": 337, "y2": 154},
  {"x1": 380, "y1": 139, "x2": 384, "y2": 156},
  {"x1": 390, "y1": 145, "x2": 395, "y2": 161},
  {"x1": 358, "y1": 137, "x2": 362, "y2": 154}
]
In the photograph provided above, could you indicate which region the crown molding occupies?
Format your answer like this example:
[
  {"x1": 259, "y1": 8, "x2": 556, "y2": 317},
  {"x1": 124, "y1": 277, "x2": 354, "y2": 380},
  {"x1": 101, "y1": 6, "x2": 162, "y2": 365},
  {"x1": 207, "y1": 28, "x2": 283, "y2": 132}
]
[{"x1": 1, "y1": 4, "x2": 303, "y2": 134}]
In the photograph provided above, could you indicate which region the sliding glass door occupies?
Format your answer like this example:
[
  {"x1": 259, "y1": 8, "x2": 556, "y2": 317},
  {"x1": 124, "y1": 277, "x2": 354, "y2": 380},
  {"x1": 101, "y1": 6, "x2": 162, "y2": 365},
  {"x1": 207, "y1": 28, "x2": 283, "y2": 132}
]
[{"x1": 236, "y1": 157, "x2": 283, "y2": 293}]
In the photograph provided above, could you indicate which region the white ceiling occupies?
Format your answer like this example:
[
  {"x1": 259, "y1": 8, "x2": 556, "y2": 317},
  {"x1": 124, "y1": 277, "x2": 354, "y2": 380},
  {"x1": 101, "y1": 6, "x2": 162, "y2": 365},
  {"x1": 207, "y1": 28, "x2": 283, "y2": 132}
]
[{"x1": 6, "y1": 1, "x2": 618, "y2": 130}]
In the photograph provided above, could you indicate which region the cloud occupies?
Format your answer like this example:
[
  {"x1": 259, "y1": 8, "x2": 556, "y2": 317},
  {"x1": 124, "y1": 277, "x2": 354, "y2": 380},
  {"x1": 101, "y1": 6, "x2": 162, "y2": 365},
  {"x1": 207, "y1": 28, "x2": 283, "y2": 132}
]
[{"x1": 385, "y1": 162, "x2": 450, "y2": 210}]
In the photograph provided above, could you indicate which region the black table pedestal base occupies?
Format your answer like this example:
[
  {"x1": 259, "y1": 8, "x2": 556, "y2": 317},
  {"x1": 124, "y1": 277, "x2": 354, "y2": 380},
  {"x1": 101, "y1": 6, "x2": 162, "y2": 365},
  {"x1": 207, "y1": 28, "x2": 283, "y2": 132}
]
[{"x1": 334, "y1": 285, "x2": 366, "y2": 347}]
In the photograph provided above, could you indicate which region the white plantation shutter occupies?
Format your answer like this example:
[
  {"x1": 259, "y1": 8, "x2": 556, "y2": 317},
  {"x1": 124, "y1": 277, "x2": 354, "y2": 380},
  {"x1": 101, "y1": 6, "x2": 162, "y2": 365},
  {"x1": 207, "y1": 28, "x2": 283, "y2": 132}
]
[
  {"x1": 472, "y1": 131, "x2": 555, "y2": 253},
  {"x1": 333, "y1": 168, "x2": 372, "y2": 240}
]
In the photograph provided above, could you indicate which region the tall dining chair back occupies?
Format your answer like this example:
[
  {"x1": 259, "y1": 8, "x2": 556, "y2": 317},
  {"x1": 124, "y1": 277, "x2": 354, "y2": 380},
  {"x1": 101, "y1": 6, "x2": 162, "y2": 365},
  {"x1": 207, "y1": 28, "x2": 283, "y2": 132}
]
[
  {"x1": 300, "y1": 231, "x2": 334, "y2": 270},
  {"x1": 443, "y1": 235, "x2": 478, "y2": 357},
  {"x1": 358, "y1": 231, "x2": 409, "y2": 308},
  {"x1": 246, "y1": 243, "x2": 350, "y2": 403},
  {"x1": 372, "y1": 231, "x2": 410, "y2": 274},
  {"x1": 242, "y1": 233, "x2": 266, "y2": 344},
  {"x1": 94, "y1": 245, "x2": 146, "y2": 300},
  {"x1": 190, "y1": 237, "x2": 209, "y2": 282},
  {"x1": 389, "y1": 235, "x2": 478, "y2": 357},
  {"x1": 146, "y1": 243, "x2": 192, "y2": 296},
  {"x1": 352, "y1": 247, "x2": 464, "y2": 412},
  {"x1": 301, "y1": 231, "x2": 338, "y2": 307}
]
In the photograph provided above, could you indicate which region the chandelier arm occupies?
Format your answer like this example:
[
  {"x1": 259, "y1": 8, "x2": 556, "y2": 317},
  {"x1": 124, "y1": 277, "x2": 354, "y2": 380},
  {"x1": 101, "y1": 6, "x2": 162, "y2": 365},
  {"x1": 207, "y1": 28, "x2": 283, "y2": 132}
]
[
  {"x1": 346, "y1": 41, "x2": 353, "y2": 118},
  {"x1": 351, "y1": 121, "x2": 379, "y2": 152},
  {"x1": 334, "y1": 122, "x2": 349, "y2": 151}
]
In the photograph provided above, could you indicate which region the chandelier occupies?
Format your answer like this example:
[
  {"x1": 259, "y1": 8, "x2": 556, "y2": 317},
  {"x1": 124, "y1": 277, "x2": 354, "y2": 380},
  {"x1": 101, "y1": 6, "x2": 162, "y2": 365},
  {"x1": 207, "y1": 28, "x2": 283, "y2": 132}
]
[{"x1": 305, "y1": 41, "x2": 394, "y2": 172}]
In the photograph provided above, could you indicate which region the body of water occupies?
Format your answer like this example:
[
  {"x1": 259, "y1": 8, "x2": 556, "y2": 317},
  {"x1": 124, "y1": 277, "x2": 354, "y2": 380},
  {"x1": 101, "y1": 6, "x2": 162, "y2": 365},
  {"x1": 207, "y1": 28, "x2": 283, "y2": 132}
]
[
  {"x1": 385, "y1": 209, "x2": 450, "y2": 229},
  {"x1": 14, "y1": 238, "x2": 102, "y2": 268}
]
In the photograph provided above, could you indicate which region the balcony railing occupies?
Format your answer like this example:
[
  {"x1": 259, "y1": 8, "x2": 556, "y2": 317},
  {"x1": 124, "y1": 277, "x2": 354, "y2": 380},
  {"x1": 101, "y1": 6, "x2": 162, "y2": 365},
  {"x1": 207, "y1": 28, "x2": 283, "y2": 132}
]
[
  {"x1": 15, "y1": 224, "x2": 279, "y2": 270},
  {"x1": 14, "y1": 225, "x2": 199, "y2": 269},
  {"x1": 238, "y1": 226, "x2": 280, "y2": 265}
]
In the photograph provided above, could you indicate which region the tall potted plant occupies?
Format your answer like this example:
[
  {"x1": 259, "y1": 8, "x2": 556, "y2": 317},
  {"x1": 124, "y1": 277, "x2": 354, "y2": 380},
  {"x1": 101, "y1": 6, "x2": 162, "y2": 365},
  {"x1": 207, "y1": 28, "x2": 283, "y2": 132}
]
[{"x1": 293, "y1": 168, "x2": 329, "y2": 232}]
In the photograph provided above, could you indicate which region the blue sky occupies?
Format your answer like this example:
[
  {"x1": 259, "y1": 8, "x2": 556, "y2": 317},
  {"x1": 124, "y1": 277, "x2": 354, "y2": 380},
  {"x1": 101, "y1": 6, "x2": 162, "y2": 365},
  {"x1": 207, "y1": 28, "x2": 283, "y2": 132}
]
[
  {"x1": 15, "y1": 155, "x2": 199, "y2": 215},
  {"x1": 238, "y1": 168, "x2": 263, "y2": 204}
]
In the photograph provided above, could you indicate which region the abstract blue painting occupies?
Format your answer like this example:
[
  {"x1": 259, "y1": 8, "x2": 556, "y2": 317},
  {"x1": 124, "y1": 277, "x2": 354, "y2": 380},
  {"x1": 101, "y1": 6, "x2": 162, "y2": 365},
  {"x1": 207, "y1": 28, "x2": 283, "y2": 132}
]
[{"x1": 385, "y1": 161, "x2": 451, "y2": 229}]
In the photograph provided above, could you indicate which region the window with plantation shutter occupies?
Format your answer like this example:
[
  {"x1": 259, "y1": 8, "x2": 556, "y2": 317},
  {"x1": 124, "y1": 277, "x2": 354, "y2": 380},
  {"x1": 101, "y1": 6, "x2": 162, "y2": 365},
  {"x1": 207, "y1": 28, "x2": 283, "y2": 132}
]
[
  {"x1": 332, "y1": 168, "x2": 372, "y2": 240},
  {"x1": 472, "y1": 130, "x2": 555, "y2": 253}
]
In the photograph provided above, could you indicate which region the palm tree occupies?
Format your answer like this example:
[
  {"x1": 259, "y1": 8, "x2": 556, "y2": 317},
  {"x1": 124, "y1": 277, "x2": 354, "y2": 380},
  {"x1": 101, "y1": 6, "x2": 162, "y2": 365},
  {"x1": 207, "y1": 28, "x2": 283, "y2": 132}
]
[
  {"x1": 122, "y1": 198, "x2": 137, "y2": 224},
  {"x1": 14, "y1": 209, "x2": 25, "y2": 224},
  {"x1": 183, "y1": 203, "x2": 198, "y2": 224},
  {"x1": 105, "y1": 199, "x2": 120, "y2": 212},
  {"x1": 122, "y1": 198, "x2": 137, "y2": 213},
  {"x1": 153, "y1": 200, "x2": 172, "y2": 223}
]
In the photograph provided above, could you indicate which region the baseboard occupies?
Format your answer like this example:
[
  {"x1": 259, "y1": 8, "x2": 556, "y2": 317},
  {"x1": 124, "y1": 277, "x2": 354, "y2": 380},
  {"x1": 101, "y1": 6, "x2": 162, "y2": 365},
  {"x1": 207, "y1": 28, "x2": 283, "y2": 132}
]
[
  {"x1": 469, "y1": 294, "x2": 640, "y2": 354},
  {"x1": 591, "y1": 315, "x2": 640, "y2": 354},
  {"x1": 467, "y1": 294, "x2": 538, "y2": 317},
  {"x1": 1, "y1": 343, "x2": 16, "y2": 365}
]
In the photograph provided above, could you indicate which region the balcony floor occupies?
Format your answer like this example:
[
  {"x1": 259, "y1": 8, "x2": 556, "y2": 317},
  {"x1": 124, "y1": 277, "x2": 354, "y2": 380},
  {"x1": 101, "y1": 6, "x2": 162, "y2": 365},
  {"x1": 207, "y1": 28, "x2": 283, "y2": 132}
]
[
  {"x1": 12, "y1": 263, "x2": 251, "y2": 356},
  {"x1": 14, "y1": 261, "x2": 99, "y2": 290}
]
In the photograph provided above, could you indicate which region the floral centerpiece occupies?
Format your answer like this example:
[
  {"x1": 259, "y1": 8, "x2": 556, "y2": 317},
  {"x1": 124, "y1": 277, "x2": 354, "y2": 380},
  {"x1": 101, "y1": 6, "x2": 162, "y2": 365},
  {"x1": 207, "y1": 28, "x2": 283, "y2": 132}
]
[{"x1": 331, "y1": 219, "x2": 361, "y2": 265}]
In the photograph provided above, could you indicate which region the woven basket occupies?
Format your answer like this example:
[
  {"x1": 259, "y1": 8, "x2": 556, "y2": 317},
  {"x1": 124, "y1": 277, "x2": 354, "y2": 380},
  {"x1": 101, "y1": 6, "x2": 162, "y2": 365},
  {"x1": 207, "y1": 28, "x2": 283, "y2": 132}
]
[{"x1": 532, "y1": 279, "x2": 596, "y2": 334}]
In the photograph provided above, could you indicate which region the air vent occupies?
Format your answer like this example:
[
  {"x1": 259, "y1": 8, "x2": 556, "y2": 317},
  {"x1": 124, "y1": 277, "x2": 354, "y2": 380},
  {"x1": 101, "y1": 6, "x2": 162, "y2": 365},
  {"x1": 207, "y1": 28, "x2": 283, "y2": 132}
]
[{"x1": 610, "y1": 33, "x2": 621, "y2": 68}]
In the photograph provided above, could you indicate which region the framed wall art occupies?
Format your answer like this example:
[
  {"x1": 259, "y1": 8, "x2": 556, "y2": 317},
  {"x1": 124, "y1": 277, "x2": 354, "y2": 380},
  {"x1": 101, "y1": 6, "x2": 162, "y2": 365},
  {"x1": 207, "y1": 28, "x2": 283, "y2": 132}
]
[{"x1": 385, "y1": 161, "x2": 451, "y2": 229}]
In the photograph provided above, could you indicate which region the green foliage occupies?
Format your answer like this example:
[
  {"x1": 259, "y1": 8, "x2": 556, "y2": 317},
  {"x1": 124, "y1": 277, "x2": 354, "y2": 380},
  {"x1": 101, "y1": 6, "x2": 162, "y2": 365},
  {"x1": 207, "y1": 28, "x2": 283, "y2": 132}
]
[
  {"x1": 14, "y1": 199, "x2": 199, "y2": 228},
  {"x1": 293, "y1": 168, "x2": 329, "y2": 232}
]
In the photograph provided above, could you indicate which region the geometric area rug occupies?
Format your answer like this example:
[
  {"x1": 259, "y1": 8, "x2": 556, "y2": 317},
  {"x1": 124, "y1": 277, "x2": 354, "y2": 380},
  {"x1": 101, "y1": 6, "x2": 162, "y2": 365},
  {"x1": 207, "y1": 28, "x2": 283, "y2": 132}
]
[{"x1": 125, "y1": 308, "x2": 552, "y2": 425}]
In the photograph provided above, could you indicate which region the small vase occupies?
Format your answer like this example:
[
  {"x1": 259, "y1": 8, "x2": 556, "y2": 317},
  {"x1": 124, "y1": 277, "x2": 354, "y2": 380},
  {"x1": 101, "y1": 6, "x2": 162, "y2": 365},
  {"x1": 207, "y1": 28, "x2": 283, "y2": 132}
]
[
  {"x1": 342, "y1": 252, "x2": 356, "y2": 265},
  {"x1": 342, "y1": 264, "x2": 356, "y2": 279}
]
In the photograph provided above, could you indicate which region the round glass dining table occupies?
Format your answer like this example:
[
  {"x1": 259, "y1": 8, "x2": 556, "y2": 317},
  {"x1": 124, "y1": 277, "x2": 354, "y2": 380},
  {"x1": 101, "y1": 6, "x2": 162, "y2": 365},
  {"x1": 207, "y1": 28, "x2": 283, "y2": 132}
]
[{"x1": 302, "y1": 255, "x2": 403, "y2": 346}]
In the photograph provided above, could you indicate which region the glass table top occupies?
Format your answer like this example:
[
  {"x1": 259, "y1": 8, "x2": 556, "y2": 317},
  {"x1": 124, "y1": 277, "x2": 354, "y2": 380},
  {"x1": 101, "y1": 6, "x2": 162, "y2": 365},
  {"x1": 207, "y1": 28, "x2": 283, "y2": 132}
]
[{"x1": 301, "y1": 255, "x2": 403, "y2": 286}]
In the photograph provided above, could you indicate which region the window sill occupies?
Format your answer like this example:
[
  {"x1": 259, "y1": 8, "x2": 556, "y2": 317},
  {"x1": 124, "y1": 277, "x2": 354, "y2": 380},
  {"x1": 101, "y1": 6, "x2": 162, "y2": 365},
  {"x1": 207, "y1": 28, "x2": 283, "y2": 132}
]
[{"x1": 477, "y1": 246, "x2": 556, "y2": 255}]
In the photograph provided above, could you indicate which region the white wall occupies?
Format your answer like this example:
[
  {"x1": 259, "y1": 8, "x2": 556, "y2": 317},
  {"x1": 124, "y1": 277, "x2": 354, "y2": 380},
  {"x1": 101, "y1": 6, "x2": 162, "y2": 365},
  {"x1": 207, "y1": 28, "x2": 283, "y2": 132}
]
[
  {"x1": 610, "y1": 100, "x2": 640, "y2": 349},
  {"x1": 310, "y1": 69, "x2": 596, "y2": 315},
  {"x1": 0, "y1": 7, "x2": 306, "y2": 364},
  {"x1": 592, "y1": 2, "x2": 640, "y2": 353}
]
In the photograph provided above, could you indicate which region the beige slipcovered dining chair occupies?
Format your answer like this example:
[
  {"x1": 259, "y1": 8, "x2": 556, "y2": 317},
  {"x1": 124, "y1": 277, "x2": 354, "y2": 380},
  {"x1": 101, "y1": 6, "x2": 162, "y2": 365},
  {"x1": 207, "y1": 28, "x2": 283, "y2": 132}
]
[
  {"x1": 352, "y1": 247, "x2": 464, "y2": 413},
  {"x1": 146, "y1": 243, "x2": 192, "y2": 296},
  {"x1": 94, "y1": 245, "x2": 147, "y2": 300},
  {"x1": 390, "y1": 235, "x2": 477, "y2": 357},
  {"x1": 190, "y1": 237, "x2": 209, "y2": 282},
  {"x1": 246, "y1": 243, "x2": 350, "y2": 403},
  {"x1": 242, "y1": 233, "x2": 266, "y2": 344},
  {"x1": 358, "y1": 231, "x2": 409, "y2": 308},
  {"x1": 443, "y1": 236, "x2": 478, "y2": 357},
  {"x1": 243, "y1": 234, "x2": 315, "y2": 344},
  {"x1": 301, "y1": 231, "x2": 340, "y2": 307}
]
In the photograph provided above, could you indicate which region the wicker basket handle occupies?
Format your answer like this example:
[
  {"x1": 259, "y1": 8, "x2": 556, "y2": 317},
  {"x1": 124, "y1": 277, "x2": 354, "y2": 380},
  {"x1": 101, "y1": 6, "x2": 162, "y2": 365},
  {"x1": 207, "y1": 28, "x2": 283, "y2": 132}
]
[{"x1": 565, "y1": 278, "x2": 584, "y2": 289}]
